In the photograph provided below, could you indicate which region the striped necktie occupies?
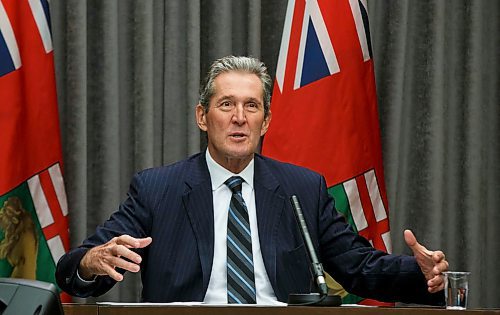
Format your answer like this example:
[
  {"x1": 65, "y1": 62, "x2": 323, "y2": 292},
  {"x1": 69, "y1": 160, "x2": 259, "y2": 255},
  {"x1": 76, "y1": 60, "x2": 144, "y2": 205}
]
[{"x1": 225, "y1": 176, "x2": 256, "y2": 304}]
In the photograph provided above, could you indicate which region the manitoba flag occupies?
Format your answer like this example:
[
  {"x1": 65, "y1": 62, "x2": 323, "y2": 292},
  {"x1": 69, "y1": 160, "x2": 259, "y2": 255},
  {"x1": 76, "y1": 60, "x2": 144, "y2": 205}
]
[
  {"x1": 0, "y1": 0, "x2": 70, "y2": 301},
  {"x1": 262, "y1": 0, "x2": 392, "y2": 305}
]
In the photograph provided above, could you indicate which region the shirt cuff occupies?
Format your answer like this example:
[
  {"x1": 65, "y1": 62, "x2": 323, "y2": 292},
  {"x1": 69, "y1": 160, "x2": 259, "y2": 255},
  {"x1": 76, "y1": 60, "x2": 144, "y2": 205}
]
[{"x1": 76, "y1": 268, "x2": 97, "y2": 284}]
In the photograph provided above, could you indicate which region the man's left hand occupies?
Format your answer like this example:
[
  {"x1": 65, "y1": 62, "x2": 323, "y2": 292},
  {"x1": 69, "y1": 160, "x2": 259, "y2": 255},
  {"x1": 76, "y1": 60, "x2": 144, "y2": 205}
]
[{"x1": 404, "y1": 229, "x2": 449, "y2": 293}]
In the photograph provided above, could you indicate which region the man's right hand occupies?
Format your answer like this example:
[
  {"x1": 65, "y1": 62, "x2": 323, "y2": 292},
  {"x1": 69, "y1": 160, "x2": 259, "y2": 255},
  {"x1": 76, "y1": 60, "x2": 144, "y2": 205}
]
[{"x1": 78, "y1": 235, "x2": 152, "y2": 282}]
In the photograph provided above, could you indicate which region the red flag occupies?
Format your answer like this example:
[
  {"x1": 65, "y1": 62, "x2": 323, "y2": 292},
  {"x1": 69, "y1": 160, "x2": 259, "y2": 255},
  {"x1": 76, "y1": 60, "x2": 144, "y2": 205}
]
[
  {"x1": 0, "y1": 0, "x2": 70, "y2": 302},
  {"x1": 262, "y1": 0, "x2": 392, "y2": 305}
]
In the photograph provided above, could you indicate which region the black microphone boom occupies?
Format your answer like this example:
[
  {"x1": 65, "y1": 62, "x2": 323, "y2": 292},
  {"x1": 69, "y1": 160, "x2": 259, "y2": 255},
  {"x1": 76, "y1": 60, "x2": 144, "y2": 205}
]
[
  {"x1": 290, "y1": 195, "x2": 328, "y2": 296},
  {"x1": 288, "y1": 195, "x2": 340, "y2": 306}
]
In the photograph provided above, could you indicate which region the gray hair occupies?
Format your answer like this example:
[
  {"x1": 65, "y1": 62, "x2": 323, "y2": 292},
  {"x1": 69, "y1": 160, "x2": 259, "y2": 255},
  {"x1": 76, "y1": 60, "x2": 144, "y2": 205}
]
[{"x1": 199, "y1": 56, "x2": 272, "y2": 118}]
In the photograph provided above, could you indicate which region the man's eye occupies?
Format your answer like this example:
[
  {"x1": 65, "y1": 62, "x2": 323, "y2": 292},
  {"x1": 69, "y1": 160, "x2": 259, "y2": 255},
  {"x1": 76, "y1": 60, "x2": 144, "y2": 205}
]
[
  {"x1": 221, "y1": 101, "x2": 231, "y2": 107},
  {"x1": 246, "y1": 103, "x2": 259, "y2": 111}
]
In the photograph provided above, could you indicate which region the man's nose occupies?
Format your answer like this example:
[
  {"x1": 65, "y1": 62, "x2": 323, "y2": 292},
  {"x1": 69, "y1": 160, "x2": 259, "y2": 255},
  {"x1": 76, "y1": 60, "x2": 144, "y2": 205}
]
[{"x1": 232, "y1": 104, "x2": 246, "y2": 123}]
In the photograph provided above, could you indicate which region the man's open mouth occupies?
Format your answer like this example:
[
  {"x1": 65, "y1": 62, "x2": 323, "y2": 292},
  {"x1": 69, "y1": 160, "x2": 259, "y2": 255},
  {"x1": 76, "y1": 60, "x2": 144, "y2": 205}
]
[{"x1": 230, "y1": 133, "x2": 247, "y2": 138}]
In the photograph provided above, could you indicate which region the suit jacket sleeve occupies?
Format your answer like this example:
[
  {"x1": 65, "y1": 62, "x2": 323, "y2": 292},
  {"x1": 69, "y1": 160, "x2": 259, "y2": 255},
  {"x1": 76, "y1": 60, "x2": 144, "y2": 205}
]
[
  {"x1": 312, "y1": 175, "x2": 444, "y2": 305},
  {"x1": 56, "y1": 171, "x2": 152, "y2": 297}
]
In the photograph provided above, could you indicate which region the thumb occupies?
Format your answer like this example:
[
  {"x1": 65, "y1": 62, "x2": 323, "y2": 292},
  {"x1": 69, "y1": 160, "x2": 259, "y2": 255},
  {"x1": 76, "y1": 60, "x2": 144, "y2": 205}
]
[
  {"x1": 404, "y1": 229, "x2": 431, "y2": 256},
  {"x1": 137, "y1": 237, "x2": 152, "y2": 248},
  {"x1": 404, "y1": 229, "x2": 417, "y2": 247}
]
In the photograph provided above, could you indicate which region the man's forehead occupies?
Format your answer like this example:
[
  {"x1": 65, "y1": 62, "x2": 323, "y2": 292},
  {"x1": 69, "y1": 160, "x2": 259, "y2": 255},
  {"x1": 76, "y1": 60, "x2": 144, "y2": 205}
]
[
  {"x1": 213, "y1": 70, "x2": 260, "y2": 83},
  {"x1": 211, "y1": 72, "x2": 263, "y2": 97}
]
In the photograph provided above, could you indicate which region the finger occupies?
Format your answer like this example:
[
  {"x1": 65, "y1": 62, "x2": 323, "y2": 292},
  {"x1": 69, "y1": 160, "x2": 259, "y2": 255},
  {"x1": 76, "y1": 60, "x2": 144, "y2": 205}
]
[
  {"x1": 435, "y1": 282, "x2": 445, "y2": 292},
  {"x1": 427, "y1": 273, "x2": 445, "y2": 293},
  {"x1": 433, "y1": 260, "x2": 449, "y2": 275},
  {"x1": 111, "y1": 244, "x2": 143, "y2": 264},
  {"x1": 106, "y1": 255, "x2": 141, "y2": 274},
  {"x1": 102, "y1": 264, "x2": 124, "y2": 282},
  {"x1": 427, "y1": 274, "x2": 444, "y2": 287},
  {"x1": 428, "y1": 281, "x2": 445, "y2": 293},
  {"x1": 404, "y1": 230, "x2": 432, "y2": 256},
  {"x1": 428, "y1": 285, "x2": 443, "y2": 293},
  {"x1": 432, "y1": 251, "x2": 445, "y2": 262},
  {"x1": 115, "y1": 235, "x2": 153, "y2": 249},
  {"x1": 115, "y1": 235, "x2": 143, "y2": 248}
]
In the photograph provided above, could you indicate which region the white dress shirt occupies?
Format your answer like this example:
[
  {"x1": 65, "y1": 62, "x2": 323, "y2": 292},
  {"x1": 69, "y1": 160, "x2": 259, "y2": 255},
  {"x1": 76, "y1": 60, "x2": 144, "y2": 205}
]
[{"x1": 203, "y1": 150, "x2": 282, "y2": 305}]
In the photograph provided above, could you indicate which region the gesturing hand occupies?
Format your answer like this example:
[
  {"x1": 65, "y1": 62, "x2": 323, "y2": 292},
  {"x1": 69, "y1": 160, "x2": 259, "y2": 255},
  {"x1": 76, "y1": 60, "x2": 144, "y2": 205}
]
[
  {"x1": 78, "y1": 235, "x2": 152, "y2": 282},
  {"x1": 404, "y1": 229, "x2": 449, "y2": 293}
]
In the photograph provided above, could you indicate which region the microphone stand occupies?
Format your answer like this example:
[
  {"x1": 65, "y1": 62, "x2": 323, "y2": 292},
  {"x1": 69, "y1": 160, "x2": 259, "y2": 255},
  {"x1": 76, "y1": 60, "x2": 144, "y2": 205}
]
[{"x1": 287, "y1": 195, "x2": 341, "y2": 306}]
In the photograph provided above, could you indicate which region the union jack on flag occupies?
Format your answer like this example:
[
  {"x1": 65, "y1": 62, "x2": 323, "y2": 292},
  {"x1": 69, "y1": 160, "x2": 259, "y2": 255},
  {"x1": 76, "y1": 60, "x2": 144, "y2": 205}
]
[
  {"x1": 0, "y1": 0, "x2": 70, "y2": 302},
  {"x1": 263, "y1": 0, "x2": 392, "y2": 305}
]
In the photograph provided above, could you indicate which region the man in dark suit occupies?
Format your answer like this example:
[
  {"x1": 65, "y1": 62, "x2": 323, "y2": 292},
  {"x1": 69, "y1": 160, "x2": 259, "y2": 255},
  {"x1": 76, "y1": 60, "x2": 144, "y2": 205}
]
[{"x1": 56, "y1": 56, "x2": 448, "y2": 305}]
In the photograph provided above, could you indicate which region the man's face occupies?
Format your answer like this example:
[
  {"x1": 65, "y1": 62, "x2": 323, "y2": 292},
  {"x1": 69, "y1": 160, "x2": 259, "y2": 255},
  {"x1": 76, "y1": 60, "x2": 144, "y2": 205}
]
[{"x1": 196, "y1": 71, "x2": 271, "y2": 173}]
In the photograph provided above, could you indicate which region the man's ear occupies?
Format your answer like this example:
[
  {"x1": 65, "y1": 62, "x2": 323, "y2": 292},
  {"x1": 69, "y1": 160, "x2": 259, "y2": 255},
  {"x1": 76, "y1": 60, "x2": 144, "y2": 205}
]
[
  {"x1": 260, "y1": 110, "x2": 272, "y2": 136},
  {"x1": 196, "y1": 104, "x2": 208, "y2": 131}
]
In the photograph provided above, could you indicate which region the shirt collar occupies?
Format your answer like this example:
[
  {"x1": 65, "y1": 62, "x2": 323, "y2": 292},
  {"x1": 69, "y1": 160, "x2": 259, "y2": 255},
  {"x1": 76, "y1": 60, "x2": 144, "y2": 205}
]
[{"x1": 205, "y1": 150, "x2": 254, "y2": 191}]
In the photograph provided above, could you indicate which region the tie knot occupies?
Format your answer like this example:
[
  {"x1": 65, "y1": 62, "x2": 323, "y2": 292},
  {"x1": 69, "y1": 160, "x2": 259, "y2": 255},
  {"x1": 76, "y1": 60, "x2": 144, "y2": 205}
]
[{"x1": 225, "y1": 176, "x2": 243, "y2": 193}]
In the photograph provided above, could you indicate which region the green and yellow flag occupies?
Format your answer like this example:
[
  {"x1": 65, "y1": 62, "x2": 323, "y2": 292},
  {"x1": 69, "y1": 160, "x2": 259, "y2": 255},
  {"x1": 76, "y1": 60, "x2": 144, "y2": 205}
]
[{"x1": 0, "y1": 0, "x2": 70, "y2": 301}]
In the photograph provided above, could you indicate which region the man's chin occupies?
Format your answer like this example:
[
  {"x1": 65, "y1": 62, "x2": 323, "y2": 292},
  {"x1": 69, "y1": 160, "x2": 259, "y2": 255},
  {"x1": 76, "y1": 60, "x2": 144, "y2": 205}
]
[
  {"x1": 226, "y1": 152, "x2": 254, "y2": 160},
  {"x1": 223, "y1": 143, "x2": 254, "y2": 156}
]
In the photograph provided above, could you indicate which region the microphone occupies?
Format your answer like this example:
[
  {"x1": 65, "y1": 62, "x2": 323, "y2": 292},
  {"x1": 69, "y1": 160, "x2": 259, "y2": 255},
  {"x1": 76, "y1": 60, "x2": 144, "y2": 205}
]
[
  {"x1": 287, "y1": 195, "x2": 340, "y2": 306},
  {"x1": 290, "y1": 195, "x2": 328, "y2": 297}
]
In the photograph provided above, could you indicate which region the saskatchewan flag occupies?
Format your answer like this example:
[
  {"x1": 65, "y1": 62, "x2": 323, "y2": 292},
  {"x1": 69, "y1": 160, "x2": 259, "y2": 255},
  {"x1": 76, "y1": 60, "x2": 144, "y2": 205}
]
[
  {"x1": 262, "y1": 0, "x2": 392, "y2": 306},
  {"x1": 0, "y1": 0, "x2": 70, "y2": 301}
]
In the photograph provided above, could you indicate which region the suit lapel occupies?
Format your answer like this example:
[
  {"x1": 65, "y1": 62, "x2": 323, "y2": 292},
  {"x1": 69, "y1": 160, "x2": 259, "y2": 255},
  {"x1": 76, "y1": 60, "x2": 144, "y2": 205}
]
[
  {"x1": 254, "y1": 155, "x2": 286, "y2": 295},
  {"x1": 181, "y1": 154, "x2": 287, "y2": 297},
  {"x1": 182, "y1": 154, "x2": 214, "y2": 292}
]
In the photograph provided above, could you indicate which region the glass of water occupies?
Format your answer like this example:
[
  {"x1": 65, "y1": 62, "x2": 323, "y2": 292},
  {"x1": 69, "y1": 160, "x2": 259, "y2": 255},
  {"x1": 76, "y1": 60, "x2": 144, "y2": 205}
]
[{"x1": 443, "y1": 271, "x2": 470, "y2": 310}]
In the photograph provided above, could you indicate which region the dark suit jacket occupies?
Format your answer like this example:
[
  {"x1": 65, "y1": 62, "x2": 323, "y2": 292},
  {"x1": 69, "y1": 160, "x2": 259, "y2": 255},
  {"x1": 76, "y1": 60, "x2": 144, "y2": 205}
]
[{"x1": 56, "y1": 153, "x2": 443, "y2": 305}]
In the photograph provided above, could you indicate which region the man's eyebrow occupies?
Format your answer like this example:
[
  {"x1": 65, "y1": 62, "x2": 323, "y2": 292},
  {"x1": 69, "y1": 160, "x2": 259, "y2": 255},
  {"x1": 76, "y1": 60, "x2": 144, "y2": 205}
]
[
  {"x1": 214, "y1": 96, "x2": 262, "y2": 104},
  {"x1": 215, "y1": 95, "x2": 234, "y2": 103},
  {"x1": 245, "y1": 97, "x2": 262, "y2": 104}
]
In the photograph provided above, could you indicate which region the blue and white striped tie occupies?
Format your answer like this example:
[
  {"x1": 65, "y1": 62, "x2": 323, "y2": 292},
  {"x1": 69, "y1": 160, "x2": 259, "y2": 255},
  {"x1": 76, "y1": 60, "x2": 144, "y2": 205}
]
[{"x1": 225, "y1": 176, "x2": 256, "y2": 304}]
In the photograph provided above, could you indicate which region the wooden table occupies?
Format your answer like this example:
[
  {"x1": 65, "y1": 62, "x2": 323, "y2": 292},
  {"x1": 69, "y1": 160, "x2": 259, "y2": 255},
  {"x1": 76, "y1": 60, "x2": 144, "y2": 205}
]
[{"x1": 62, "y1": 304, "x2": 500, "y2": 315}]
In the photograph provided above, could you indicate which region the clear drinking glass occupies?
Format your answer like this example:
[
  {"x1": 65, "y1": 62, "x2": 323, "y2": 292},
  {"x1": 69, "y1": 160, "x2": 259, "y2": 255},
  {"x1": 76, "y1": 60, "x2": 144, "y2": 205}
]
[{"x1": 443, "y1": 271, "x2": 470, "y2": 310}]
